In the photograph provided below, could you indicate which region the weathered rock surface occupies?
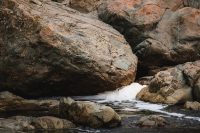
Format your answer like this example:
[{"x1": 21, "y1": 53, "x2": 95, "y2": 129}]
[
  {"x1": 137, "y1": 61, "x2": 200, "y2": 104},
  {"x1": 0, "y1": 91, "x2": 121, "y2": 128},
  {"x1": 0, "y1": 91, "x2": 60, "y2": 116},
  {"x1": 98, "y1": 0, "x2": 200, "y2": 75},
  {"x1": 31, "y1": 116, "x2": 75, "y2": 129},
  {"x1": 69, "y1": 0, "x2": 102, "y2": 12},
  {"x1": 137, "y1": 115, "x2": 168, "y2": 127},
  {"x1": 60, "y1": 97, "x2": 121, "y2": 128},
  {"x1": 0, "y1": 116, "x2": 75, "y2": 131},
  {"x1": 183, "y1": 0, "x2": 200, "y2": 9},
  {"x1": 0, "y1": 0, "x2": 137, "y2": 97},
  {"x1": 184, "y1": 101, "x2": 200, "y2": 111}
]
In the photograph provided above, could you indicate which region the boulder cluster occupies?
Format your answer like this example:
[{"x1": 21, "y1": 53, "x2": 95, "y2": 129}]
[{"x1": 0, "y1": 0, "x2": 200, "y2": 131}]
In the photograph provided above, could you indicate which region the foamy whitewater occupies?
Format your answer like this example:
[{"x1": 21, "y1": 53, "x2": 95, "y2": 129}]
[
  {"x1": 75, "y1": 83, "x2": 146, "y2": 101},
  {"x1": 74, "y1": 82, "x2": 200, "y2": 122}
]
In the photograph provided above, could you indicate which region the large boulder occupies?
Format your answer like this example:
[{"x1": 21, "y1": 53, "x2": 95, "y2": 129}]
[
  {"x1": 60, "y1": 97, "x2": 121, "y2": 128},
  {"x1": 137, "y1": 61, "x2": 200, "y2": 104},
  {"x1": 0, "y1": 0, "x2": 137, "y2": 97},
  {"x1": 98, "y1": 0, "x2": 200, "y2": 75}
]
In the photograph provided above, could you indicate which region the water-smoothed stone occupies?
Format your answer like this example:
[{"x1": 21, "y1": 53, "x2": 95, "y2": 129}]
[
  {"x1": 184, "y1": 101, "x2": 200, "y2": 111},
  {"x1": 98, "y1": 0, "x2": 200, "y2": 76},
  {"x1": 0, "y1": 91, "x2": 60, "y2": 116},
  {"x1": 137, "y1": 61, "x2": 200, "y2": 104},
  {"x1": 60, "y1": 97, "x2": 121, "y2": 128},
  {"x1": 0, "y1": 117, "x2": 34, "y2": 131},
  {"x1": 0, "y1": 92, "x2": 121, "y2": 128},
  {"x1": 0, "y1": 0, "x2": 137, "y2": 97},
  {"x1": 137, "y1": 115, "x2": 168, "y2": 127},
  {"x1": 31, "y1": 116, "x2": 75, "y2": 129}
]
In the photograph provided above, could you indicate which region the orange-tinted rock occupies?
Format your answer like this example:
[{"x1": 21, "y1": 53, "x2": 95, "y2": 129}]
[
  {"x1": 98, "y1": 0, "x2": 200, "y2": 76},
  {"x1": 0, "y1": 0, "x2": 137, "y2": 97}
]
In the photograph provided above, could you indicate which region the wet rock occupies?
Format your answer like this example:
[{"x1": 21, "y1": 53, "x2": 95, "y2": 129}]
[
  {"x1": 0, "y1": 117, "x2": 34, "y2": 131},
  {"x1": 0, "y1": 91, "x2": 60, "y2": 116},
  {"x1": 137, "y1": 61, "x2": 200, "y2": 104},
  {"x1": 31, "y1": 116, "x2": 75, "y2": 129},
  {"x1": 60, "y1": 97, "x2": 121, "y2": 128},
  {"x1": 98, "y1": 0, "x2": 200, "y2": 74},
  {"x1": 137, "y1": 115, "x2": 168, "y2": 127},
  {"x1": 184, "y1": 101, "x2": 200, "y2": 111},
  {"x1": 0, "y1": 116, "x2": 75, "y2": 131},
  {"x1": 0, "y1": 0, "x2": 137, "y2": 97},
  {"x1": 0, "y1": 92, "x2": 121, "y2": 128}
]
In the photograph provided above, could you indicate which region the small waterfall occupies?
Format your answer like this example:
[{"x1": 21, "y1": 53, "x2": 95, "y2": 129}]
[
  {"x1": 74, "y1": 83, "x2": 146, "y2": 102},
  {"x1": 73, "y1": 82, "x2": 200, "y2": 122}
]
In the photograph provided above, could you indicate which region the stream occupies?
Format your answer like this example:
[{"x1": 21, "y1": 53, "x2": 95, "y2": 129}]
[{"x1": 71, "y1": 83, "x2": 200, "y2": 133}]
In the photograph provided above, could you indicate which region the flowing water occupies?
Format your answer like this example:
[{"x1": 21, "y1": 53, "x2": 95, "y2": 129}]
[
  {"x1": 72, "y1": 83, "x2": 200, "y2": 133},
  {"x1": 1, "y1": 83, "x2": 200, "y2": 133}
]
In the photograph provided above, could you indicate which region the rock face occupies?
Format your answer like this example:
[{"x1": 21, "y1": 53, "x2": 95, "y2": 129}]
[
  {"x1": 98, "y1": 0, "x2": 200, "y2": 75},
  {"x1": 137, "y1": 61, "x2": 200, "y2": 104},
  {"x1": 0, "y1": 0, "x2": 137, "y2": 97},
  {"x1": 60, "y1": 97, "x2": 121, "y2": 128},
  {"x1": 137, "y1": 115, "x2": 168, "y2": 127}
]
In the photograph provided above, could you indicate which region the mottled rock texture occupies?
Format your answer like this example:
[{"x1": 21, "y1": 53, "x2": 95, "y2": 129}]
[
  {"x1": 60, "y1": 97, "x2": 121, "y2": 128},
  {"x1": 137, "y1": 115, "x2": 168, "y2": 127},
  {"x1": 0, "y1": 116, "x2": 75, "y2": 131},
  {"x1": 69, "y1": 0, "x2": 101, "y2": 12},
  {"x1": 0, "y1": 0, "x2": 137, "y2": 97},
  {"x1": 137, "y1": 61, "x2": 200, "y2": 104},
  {"x1": 0, "y1": 91, "x2": 121, "y2": 128},
  {"x1": 184, "y1": 101, "x2": 200, "y2": 111},
  {"x1": 98, "y1": 0, "x2": 200, "y2": 76}
]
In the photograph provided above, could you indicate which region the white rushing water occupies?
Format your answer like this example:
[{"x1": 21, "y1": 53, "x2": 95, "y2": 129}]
[
  {"x1": 74, "y1": 82, "x2": 200, "y2": 122},
  {"x1": 75, "y1": 83, "x2": 146, "y2": 101}
]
